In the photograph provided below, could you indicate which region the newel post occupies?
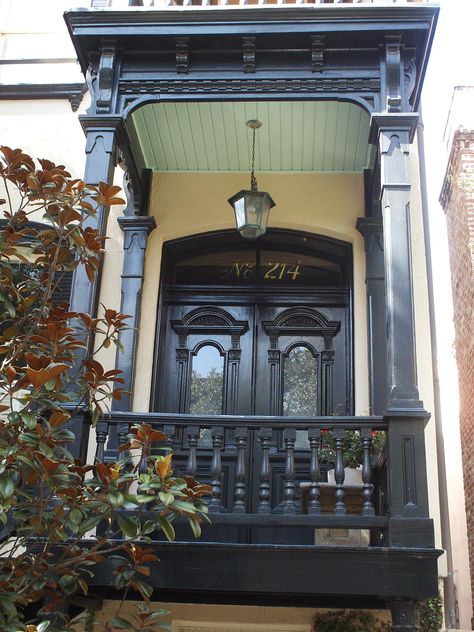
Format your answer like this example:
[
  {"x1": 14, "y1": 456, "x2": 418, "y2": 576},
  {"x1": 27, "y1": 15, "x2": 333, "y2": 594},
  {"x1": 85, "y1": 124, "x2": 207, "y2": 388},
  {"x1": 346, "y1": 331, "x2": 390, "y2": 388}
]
[{"x1": 370, "y1": 113, "x2": 433, "y2": 548}]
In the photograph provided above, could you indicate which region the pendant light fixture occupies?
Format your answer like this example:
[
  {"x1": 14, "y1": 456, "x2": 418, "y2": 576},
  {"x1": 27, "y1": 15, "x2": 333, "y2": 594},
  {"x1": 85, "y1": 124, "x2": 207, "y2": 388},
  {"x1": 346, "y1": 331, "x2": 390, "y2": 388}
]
[{"x1": 228, "y1": 119, "x2": 275, "y2": 239}]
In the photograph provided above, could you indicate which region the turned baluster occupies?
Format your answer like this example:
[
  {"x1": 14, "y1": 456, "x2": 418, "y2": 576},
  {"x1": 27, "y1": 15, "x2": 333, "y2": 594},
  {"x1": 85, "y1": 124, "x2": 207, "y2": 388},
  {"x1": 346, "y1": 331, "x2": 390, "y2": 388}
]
[
  {"x1": 361, "y1": 429, "x2": 375, "y2": 516},
  {"x1": 334, "y1": 428, "x2": 346, "y2": 515},
  {"x1": 209, "y1": 426, "x2": 224, "y2": 512},
  {"x1": 283, "y1": 428, "x2": 297, "y2": 514},
  {"x1": 186, "y1": 426, "x2": 199, "y2": 478},
  {"x1": 117, "y1": 422, "x2": 129, "y2": 453},
  {"x1": 233, "y1": 427, "x2": 247, "y2": 513},
  {"x1": 95, "y1": 421, "x2": 108, "y2": 463},
  {"x1": 308, "y1": 428, "x2": 321, "y2": 515},
  {"x1": 258, "y1": 427, "x2": 272, "y2": 514}
]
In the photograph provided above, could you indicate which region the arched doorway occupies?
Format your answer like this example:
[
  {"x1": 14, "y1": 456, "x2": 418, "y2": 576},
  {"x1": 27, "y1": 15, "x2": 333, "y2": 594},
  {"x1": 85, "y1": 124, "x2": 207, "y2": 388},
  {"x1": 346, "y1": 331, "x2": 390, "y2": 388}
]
[{"x1": 152, "y1": 229, "x2": 353, "y2": 419}]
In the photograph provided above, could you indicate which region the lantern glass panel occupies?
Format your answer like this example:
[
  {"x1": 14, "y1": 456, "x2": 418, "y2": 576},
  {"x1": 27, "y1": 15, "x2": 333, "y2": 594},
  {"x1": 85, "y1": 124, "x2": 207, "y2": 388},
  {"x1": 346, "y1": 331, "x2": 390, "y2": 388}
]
[{"x1": 228, "y1": 190, "x2": 274, "y2": 240}]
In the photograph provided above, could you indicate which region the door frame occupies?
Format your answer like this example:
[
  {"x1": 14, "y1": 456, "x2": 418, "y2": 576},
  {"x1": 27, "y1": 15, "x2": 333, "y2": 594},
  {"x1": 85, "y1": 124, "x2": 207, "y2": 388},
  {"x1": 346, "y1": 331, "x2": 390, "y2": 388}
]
[{"x1": 150, "y1": 228, "x2": 354, "y2": 415}]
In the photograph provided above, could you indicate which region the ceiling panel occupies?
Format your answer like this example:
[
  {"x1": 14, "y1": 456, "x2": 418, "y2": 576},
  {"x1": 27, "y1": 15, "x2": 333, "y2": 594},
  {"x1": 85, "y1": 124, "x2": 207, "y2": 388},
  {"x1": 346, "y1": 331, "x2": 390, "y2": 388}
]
[{"x1": 129, "y1": 100, "x2": 370, "y2": 173}]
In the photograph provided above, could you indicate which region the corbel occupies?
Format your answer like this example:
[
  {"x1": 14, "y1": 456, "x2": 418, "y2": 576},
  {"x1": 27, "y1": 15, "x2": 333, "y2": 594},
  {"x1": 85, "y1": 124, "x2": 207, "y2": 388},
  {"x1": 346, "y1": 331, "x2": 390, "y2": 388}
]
[
  {"x1": 311, "y1": 35, "x2": 325, "y2": 73},
  {"x1": 175, "y1": 37, "x2": 190, "y2": 74},
  {"x1": 96, "y1": 41, "x2": 117, "y2": 114},
  {"x1": 242, "y1": 36, "x2": 256, "y2": 74},
  {"x1": 384, "y1": 35, "x2": 403, "y2": 113},
  {"x1": 403, "y1": 55, "x2": 417, "y2": 106}
]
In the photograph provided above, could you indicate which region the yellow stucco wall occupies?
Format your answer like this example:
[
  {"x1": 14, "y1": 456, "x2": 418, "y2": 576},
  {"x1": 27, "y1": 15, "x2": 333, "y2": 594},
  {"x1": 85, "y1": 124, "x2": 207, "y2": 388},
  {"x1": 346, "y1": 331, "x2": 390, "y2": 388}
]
[{"x1": 132, "y1": 171, "x2": 369, "y2": 414}]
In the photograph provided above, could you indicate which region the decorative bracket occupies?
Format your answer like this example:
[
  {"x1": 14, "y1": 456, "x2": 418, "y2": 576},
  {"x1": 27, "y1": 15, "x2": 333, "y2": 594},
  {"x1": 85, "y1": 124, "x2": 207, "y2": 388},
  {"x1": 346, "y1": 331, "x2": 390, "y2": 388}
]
[
  {"x1": 242, "y1": 36, "x2": 256, "y2": 74},
  {"x1": 175, "y1": 37, "x2": 190, "y2": 74},
  {"x1": 96, "y1": 42, "x2": 117, "y2": 114},
  {"x1": 384, "y1": 35, "x2": 403, "y2": 113},
  {"x1": 311, "y1": 35, "x2": 325, "y2": 73}
]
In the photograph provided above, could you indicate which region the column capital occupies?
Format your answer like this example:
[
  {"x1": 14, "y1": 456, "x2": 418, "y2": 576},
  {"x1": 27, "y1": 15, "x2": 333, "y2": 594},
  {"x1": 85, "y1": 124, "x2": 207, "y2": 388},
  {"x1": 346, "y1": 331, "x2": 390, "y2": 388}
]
[
  {"x1": 369, "y1": 113, "x2": 419, "y2": 145},
  {"x1": 79, "y1": 114, "x2": 125, "y2": 134},
  {"x1": 118, "y1": 216, "x2": 156, "y2": 235},
  {"x1": 356, "y1": 216, "x2": 383, "y2": 240}
]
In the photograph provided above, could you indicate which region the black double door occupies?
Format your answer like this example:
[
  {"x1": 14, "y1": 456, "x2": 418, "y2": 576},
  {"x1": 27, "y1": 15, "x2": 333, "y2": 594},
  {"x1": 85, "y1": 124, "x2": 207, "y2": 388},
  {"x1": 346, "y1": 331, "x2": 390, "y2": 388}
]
[{"x1": 156, "y1": 289, "x2": 349, "y2": 520}]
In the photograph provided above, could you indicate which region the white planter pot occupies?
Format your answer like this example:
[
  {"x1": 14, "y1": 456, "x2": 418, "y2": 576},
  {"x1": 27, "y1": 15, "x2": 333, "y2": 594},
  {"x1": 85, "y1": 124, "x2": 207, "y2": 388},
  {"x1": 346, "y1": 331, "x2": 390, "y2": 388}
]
[{"x1": 327, "y1": 466, "x2": 363, "y2": 485}]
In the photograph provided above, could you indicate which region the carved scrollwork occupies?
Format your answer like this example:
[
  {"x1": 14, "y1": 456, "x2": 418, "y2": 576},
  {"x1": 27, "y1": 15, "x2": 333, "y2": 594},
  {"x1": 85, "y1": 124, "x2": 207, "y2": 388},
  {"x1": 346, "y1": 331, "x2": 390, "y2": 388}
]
[
  {"x1": 403, "y1": 56, "x2": 417, "y2": 104},
  {"x1": 242, "y1": 36, "x2": 256, "y2": 74},
  {"x1": 175, "y1": 37, "x2": 190, "y2": 74},
  {"x1": 176, "y1": 348, "x2": 189, "y2": 361},
  {"x1": 171, "y1": 307, "x2": 249, "y2": 339},
  {"x1": 311, "y1": 35, "x2": 325, "y2": 73},
  {"x1": 262, "y1": 307, "x2": 341, "y2": 343},
  {"x1": 228, "y1": 349, "x2": 241, "y2": 362}
]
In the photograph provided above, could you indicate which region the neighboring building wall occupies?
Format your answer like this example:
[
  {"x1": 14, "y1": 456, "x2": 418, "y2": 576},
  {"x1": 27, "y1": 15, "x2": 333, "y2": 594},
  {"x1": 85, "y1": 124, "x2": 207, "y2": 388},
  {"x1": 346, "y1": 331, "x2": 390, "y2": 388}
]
[{"x1": 441, "y1": 128, "x2": 474, "y2": 611}]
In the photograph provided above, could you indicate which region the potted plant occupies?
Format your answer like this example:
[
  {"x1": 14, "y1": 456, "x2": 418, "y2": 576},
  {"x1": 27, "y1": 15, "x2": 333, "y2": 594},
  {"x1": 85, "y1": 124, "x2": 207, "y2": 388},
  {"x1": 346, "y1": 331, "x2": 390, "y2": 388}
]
[{"x1": 320, "y1": 430, "x2": 386, "y2": 483}]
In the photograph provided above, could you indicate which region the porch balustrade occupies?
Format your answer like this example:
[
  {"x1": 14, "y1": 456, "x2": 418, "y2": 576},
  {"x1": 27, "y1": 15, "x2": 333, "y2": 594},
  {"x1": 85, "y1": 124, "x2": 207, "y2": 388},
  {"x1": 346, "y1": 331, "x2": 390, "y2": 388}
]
[{"x1": 94, "y1": 413, "x2": 389, "y2": 542}]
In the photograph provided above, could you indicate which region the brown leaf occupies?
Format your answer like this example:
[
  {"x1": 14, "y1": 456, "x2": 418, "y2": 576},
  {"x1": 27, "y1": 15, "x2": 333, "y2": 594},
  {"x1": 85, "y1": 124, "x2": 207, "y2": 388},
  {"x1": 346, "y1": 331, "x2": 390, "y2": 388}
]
[{"x1": 26, "y1": 363, "x2": 69, "y2": 389}]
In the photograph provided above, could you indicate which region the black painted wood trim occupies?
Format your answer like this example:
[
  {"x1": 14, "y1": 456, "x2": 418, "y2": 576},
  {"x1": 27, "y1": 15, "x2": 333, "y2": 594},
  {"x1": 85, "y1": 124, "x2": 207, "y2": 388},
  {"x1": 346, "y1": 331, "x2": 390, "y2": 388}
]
[
  {"x1": 0, "y1": 83, "x2": 86, "y2": 112},
  {"x1": 84, "y1": 539, "x2": 442, "y2": 601}
]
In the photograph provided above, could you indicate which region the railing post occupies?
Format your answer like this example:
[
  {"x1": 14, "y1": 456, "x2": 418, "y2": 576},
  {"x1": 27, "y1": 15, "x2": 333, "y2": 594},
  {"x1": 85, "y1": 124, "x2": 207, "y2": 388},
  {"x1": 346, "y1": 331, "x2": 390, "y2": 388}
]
[
  {"x1": 233, "y1": 427, "x2": 247, "y2": 513},
  {"x1": 361, "y1": 428, "x2": 375, "y2": 516},
  {"x1": 95, "y1": 420, "x2": 109, "y2": 463},
  {"x1": 283, "y1": 428, "x2": 297, "y2": 514},
  {"x1": 258, "y1": 427, "x2": 273, "y2": 514},
  {"x1": 186, "y1": 426, "x2": 199, "y2": 478},
  {"x1": 334, "y1": 428, "x2": 346, "y2": 515},
  {"x1": 307, "y1": 428, "x2": 321, "y2": 515},
  {"x1": 386, "y1": 413, "x2": 434, "y2": 547},
  {"x1": 209, "y1": 426, "x2": 224, "y2": 512}
]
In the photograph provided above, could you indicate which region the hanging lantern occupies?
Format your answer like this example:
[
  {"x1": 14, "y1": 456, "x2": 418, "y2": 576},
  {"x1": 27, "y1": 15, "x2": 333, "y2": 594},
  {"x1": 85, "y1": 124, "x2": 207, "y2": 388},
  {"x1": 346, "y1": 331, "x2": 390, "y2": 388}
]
[{"x1": 228, "y1": 119, "x2": 275, "y2": 239}]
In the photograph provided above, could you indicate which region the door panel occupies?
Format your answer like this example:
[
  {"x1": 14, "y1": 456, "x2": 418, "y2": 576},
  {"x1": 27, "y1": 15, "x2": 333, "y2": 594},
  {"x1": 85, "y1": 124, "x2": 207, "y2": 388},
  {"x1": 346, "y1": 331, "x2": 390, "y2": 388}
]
[{"x1": 157, "y1": 303, "x2": 254, "y2": 415}]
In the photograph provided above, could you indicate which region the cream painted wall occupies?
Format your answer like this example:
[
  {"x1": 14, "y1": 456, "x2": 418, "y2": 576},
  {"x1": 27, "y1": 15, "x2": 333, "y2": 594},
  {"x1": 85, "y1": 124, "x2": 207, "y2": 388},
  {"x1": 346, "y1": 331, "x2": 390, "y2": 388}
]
[
  {"x1": 409, "y1": 141, "x2": 444, "y2": 561},
  {"x1": 133, "y1": 171, "x2": 370, "y2": 414},
  {"x1": 81, "y1": 600, "x2": 391, "y2": 631}
]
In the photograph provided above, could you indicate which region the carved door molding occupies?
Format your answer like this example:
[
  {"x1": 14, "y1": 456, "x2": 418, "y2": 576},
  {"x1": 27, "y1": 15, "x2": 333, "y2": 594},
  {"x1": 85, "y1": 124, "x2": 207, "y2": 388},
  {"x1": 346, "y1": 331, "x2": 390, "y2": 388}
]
[
  {"x1": 171, "y1": 306, "x2": 249, "y2": 414},
  {"x1": 261, "y1": 307, "x2": 341, "y2": 416}
]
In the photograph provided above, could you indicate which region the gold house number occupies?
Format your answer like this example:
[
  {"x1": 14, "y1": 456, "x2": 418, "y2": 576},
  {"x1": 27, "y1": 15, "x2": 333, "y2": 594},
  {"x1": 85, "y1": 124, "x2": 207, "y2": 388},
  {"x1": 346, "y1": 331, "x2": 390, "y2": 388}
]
[{"x1": 224, "y1": 261, "x2": 301, "y2": 281}]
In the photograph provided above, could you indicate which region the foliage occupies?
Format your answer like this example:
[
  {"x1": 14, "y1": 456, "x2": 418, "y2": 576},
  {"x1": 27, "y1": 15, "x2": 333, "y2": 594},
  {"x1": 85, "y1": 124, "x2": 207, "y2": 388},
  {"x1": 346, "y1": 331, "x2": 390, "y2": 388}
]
[
  {"x1": 313, "y1": 610, "x2": 391, "y2": 632},
  {"x1": 0, "y1": 147, "x2": 210, "y2": 632},
  {"x1": 419, "y1": 595, "x2": 443, "y2": 632},
  {"x1": 319, "y1": 430, "x2": 386, "y2": 469},
  {"x1": 189, "y1": 367, "x2": 223, "y2": 415},
  {"x1": 283, "y1": 346, "x2": 318, "y2": 416}
]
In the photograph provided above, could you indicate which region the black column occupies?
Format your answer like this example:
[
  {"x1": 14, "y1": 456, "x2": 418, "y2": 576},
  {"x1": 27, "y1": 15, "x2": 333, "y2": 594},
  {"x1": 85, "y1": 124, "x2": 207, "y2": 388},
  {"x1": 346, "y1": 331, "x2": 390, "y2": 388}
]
[
  {"x1": 69, "y1": 116, "x2": 123, "y2": 320},
  {"x1": 370, "y1": 113, "x2": 422, "y2": 411},
  {"x1": 356, "y1": 217, "x2": 386, "y2": 415},
  {"x1": 67, "y1": 116, "x2": 121, "y2": 460},
  {"x1": 370, "y1": 114, "x2": 434, "y2": 548},
  {"x1": 113, "y1": 216, "x2": 156, "y2": 412}
]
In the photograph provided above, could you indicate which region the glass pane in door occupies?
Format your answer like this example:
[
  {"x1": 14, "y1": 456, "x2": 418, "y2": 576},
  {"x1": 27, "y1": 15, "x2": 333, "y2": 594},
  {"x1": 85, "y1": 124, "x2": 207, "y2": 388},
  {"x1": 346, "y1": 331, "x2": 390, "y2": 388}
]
[
  {"x1": 283, "y1": 346, "x2": 318, "y2": 449},
  {"x1": 190, "y1": 345, "x2": 224, "y2": 447}
]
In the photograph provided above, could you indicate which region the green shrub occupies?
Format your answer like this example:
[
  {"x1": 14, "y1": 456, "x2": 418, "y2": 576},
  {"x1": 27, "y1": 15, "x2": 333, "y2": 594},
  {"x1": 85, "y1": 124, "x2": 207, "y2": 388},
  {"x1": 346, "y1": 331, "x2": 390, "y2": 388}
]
[{"x1": 314, "y1": 610, "x2": 391, "y2": 632}]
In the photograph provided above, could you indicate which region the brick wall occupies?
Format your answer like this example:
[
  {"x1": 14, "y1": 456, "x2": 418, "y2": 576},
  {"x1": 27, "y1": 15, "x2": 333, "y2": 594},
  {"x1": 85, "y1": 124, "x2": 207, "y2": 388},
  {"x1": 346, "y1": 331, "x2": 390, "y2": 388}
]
[{"x1": 441, "y1": 130, "x2": 474, "y2": 608}]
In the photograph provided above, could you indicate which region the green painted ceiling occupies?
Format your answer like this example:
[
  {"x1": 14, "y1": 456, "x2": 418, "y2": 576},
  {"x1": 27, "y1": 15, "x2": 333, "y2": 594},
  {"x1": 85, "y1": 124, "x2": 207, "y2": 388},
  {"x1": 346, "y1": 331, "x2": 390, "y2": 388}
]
[{"x1": 129, "y1": 100, "x2": 371, "y2": 173}]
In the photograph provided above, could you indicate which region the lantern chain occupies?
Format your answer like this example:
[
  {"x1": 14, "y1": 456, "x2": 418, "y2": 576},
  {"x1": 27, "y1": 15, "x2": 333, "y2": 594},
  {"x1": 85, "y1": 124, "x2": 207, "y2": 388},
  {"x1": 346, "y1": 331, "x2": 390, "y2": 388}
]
[{"x1": 250, "y1": 126, "x2": 258, "y2": 191}]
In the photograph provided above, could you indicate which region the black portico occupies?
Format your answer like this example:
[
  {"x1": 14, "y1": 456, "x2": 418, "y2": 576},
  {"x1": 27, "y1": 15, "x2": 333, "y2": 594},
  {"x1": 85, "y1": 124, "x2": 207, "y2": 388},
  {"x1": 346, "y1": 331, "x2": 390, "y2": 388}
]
[{"x1": 64, "y1": 3, "x2": 440, "y2": 626}]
